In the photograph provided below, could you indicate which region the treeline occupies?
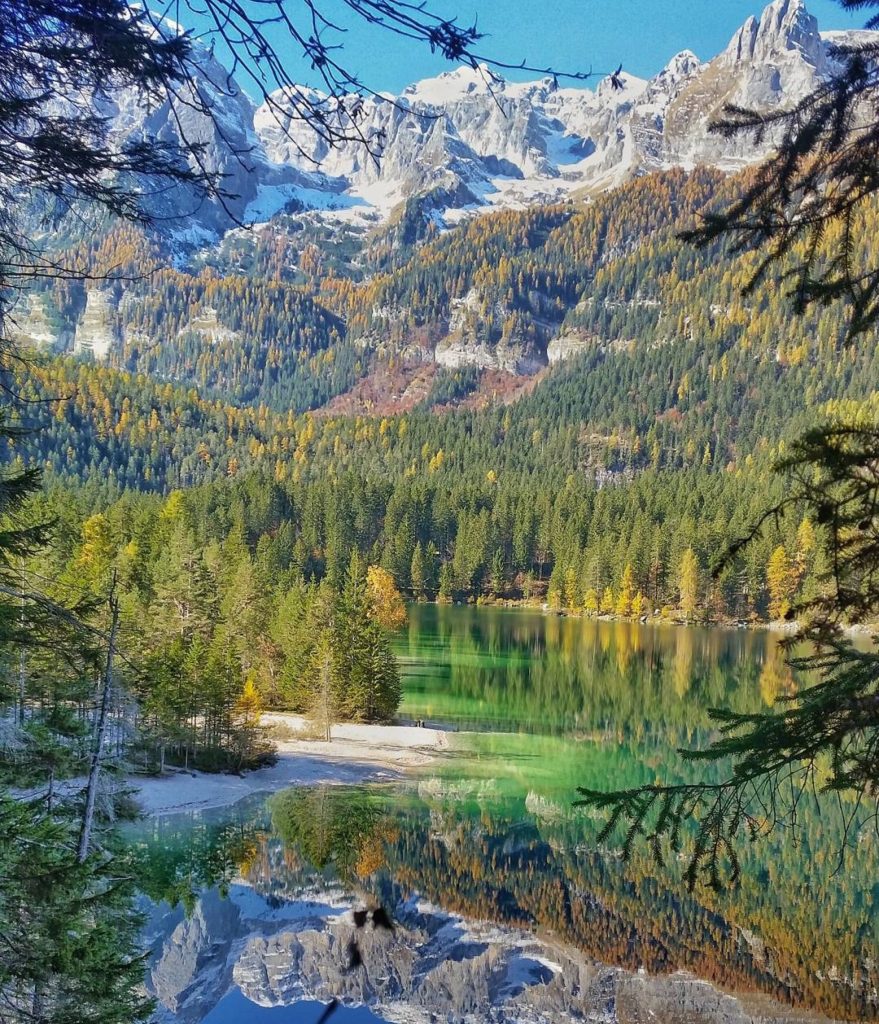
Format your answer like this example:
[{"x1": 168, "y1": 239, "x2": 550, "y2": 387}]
[
  {"x1": 31, "y1": 463, "x2": 830, "y2": 629},
  {"x1": 11, "y1": 326, "x2": 877, "y2": 498},
  {"x1": 9, "y1": 331, "x2": 877, "y2": 621}
]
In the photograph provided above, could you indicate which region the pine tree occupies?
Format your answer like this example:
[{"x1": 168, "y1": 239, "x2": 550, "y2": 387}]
[
  {"x1": 615, "y1": 563, "x2": 635, "y2": 617},
  {"x1": 678, "y1": 547, "x2": 699, "y2": 621},
  {"x1": 438, "y1": 562, "x2": 454, "y2": 604},
  {"x1": 563, "y1": 565, "x2": 579, "y2": 611},
  {"x1": 232, "y1": 676, "x2": 265, "y2": 768},
  {"x1": 410, "y1": 542, "x2": 426, "y2": 600},
  {"x1": 0, "y1": 796, "x2": 153, "y2": 1024},
  {"x1": 489, "y1": 549, "x2": 506, "y2": 598},
  {"x1": 547, "y1": 563, "x2": 564, "y2": 611}
]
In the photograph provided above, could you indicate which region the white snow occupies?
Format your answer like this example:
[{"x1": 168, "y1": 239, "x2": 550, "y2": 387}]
[
  {"x1": 104, "y1": 2, "x2": 871, "y2": 236},
  {"x1": 402, "y1": 63, "x2": 501, "y2": 105},
  {"x1": 244, "y1": 181, "x2": 366, "y2": 223}
]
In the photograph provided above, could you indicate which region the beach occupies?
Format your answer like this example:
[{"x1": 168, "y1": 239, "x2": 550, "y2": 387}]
[{"x1": 131, "y1": 713, "x2": 449, "y2": 815}]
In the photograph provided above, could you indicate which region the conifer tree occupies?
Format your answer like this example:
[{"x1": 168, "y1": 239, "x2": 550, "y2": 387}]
[
  {"x1": 766, "y1": 544, "x2": 794, "y2": 621},
  {"x1": 410, "y1": 542, "x2": 427, "y2": 600},
  {"x1": 678, "y1": 548, "x2": 699, "y2": 621}
]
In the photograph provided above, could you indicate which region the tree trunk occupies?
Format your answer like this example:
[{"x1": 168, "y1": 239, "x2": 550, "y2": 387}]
[
  {"x1": 322, "y1": 652, "x2": 332, "y2": 743},
  {"x1": 78, "y1": 585, "x2": 119, "y2": 863},
  {"x1": 32, "y1": 979, "x2": 45, "y2": 1023},
  {"x1": 18, "y1": 595, "x2": 25, "y2": 726}
]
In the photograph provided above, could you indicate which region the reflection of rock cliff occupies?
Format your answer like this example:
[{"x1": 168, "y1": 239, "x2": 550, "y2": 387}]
[{"x1": 143, "y1": 881, "x2": 841, "y2": 1024}]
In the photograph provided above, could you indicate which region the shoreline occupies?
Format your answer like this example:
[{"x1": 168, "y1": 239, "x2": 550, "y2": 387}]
[
  {"x1": 130, "y1": 713, "x2": 450, "y2": 817},
  {"x1": 430, "y1": 598, "x2": 878, "y2": 637}
]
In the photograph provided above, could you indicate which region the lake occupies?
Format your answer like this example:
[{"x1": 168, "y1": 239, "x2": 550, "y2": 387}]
[{"x1": 128, "y1": 606, "x2": 879, "y2": 1024}]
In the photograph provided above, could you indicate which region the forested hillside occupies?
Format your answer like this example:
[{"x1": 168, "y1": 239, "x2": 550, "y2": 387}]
[{"x1": 8, "y1": 166, "x2": 879, "y2": 625}]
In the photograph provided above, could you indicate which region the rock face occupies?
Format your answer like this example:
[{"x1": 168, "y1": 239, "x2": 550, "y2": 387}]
[
  {"x1": 8, "y1": 293, "x2": 62, "y2": 351},
  {"x1": 433, "y1": 288, "x2": 547, "y2": 374},
  {"x1": 73, "y1": 290, "x2": 118, "y2": 360},
  {"x1": 55, "y1": 0, "x2": 876, "y2": 241},
  {"x1": 547, "y1": 333, "x2": 592, "y2": 365},
  {"x1": 249, "y1": 0, "x2": 875, "y2": 223},
  {"x1": 177, "y1": 307, "x2": 241, "y2": 346},
  {"x1": 93, "y1": 40, "x2": 322, "y2": 241},
  {"x1": 143, "y1": 881, "x2": 843, "y2": 1024},
  {"x1": 656, "y1": 0, "x2": 831, "y2": 170}
]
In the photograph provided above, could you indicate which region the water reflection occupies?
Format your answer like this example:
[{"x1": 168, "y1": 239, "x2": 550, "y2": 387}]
[
  {"x1": 132, "y1": 784, "x2": 870, "y2": 1024},
  {"x1": 130, "y1": 609, "x2": 879, "y2": 1024},
  {"x1": 396, "y1": 607, "x2": 790, "y2": 742}
]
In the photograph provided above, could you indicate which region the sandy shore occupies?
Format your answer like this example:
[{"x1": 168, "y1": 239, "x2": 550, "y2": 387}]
[{"x1": 131, "y1": 713, "x2": 450, "y2": 816}]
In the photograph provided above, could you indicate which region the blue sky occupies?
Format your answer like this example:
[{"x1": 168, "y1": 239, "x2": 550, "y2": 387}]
[{"x1": 190, "y1": 0, "x2": 865, "y2": 95}]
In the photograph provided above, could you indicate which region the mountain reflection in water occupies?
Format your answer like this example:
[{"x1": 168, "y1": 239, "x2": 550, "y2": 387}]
[{"x1": 129, "y1": 608, "x2": 879, "y2": 1024}]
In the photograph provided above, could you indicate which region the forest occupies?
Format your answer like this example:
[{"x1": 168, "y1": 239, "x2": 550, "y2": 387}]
[
  {"x1": 6, "y1": 165, "x2": 877, "y2": 640},
  {"x1": 3, "y1": 161, "x2": 876, "y2": 808}
]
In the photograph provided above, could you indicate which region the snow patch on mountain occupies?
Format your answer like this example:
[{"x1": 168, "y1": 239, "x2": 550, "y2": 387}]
[{"x1": 52, "y1": 0, "x2": 879, "y2": 241}]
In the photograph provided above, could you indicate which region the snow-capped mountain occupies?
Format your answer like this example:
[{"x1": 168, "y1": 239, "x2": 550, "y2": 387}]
[
  {"x1": 49, "y1": 0, "x2": 879, "y2": 242},
  {"x1": 245, "y1": 0, "x2": 876, "y2": 227}
]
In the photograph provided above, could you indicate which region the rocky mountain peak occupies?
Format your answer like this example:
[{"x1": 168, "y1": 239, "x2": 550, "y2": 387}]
[
  {"x1": 403, "y1": 63, "x2": 500, "y2": 105},
  {"x1": 724, "y1": 0, "x2": 823, "y2": 67},
  {"x1": 36, "y1": 0, "x2": 864, "y2": 250},
  {"x1": 652, "y1": 50, "x2": 704, "y2": 90}
]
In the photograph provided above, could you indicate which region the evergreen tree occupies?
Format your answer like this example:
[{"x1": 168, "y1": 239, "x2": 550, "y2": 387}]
[
  {"x1": 678, "y1": 547, "x2": 699, "y2": 621},
  {"x1": 410, "y1": 541, "x2": 427, "y2": 600},
  {"x1": 766, "y1": 544, "x2": 794, "y2": 621},
  {"x1": 0, "y1": 795, "x2": 153, "y2": 1024}
]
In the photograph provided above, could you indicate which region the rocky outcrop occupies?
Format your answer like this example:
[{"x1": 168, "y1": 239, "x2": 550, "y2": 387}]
[
  {"x1": 8, "y1": 293, "x2": 62, "y2": 351},
  {"x1": 177, "y1": 307, "x2": 241, "y2": 345},
  {"x1": 434, "y1": 337, "x2": 545, "y2": 375},
  {"x1": 73, "y1": 289, "x2": 117, "y2": 360},
  {"x1": 547, "y1": 333, "x2": 592, "y2": 364},
  {"x1": 33, "y1": 1, "x2": 876, "y2": 241},
  {"x1": 433, "y1": 288, "x2": 548, "y2": 374}
]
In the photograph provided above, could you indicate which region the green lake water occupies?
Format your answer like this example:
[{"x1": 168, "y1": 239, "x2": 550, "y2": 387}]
[{"x1": 129, "y1": 606, "x2": 879, "y2": 1024}]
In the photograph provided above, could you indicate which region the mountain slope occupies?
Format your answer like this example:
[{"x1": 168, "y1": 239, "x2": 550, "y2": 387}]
[
  {"x1": 251, "y1": 0, "x2": 873, "y2": 225},
  {"x1": 24, "y1": 0, "x2": 875, "y2": 248}
]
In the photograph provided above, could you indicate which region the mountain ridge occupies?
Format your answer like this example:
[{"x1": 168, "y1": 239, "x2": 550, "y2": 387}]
[
  {"x1": 246, "y1": 0, "x2": 874, "y2": 228},
  {"x1": 30, "y1": 0, "x2": 874, "y2": 247},
  {"x1": 11, "y1": 1, "x2": 879, "y2": 416}
]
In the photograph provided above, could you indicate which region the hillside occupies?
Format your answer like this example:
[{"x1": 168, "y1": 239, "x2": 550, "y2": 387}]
[{"x1": 10, "y1": 162, "x2": 878, "y2": 619}]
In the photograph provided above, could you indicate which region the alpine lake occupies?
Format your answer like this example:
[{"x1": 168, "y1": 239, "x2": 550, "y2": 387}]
[{"x1": 125, "y1": 605, "x2": 879, "y2": 1024}]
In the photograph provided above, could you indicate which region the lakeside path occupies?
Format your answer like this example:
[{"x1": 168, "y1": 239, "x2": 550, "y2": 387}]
[{"x1": 133, "y1": 713, "x2": 450, "y2": 816}]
